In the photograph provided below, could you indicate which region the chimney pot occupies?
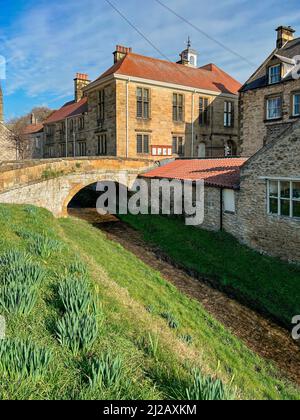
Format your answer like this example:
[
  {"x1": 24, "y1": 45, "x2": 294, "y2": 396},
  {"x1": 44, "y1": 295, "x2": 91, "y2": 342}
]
[
  {"x1": 74, "y1": 73, "x2": 90, "y2": 102},
  {"x1": 276, "y1": 26, "x2": 295, "y2": 49},
  {"x1": 114, "y1": 45, "x2": 132, "y2": 63}
]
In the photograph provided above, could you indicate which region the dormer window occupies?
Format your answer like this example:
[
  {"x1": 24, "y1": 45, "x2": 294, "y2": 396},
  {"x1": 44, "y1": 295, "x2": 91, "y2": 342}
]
[{"x1": 268, "y1": 64, "x2": 281, "y2": 84}]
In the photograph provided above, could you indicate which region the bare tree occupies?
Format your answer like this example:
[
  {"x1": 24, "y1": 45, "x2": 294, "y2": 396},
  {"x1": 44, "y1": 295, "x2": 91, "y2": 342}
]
[{"x1": 7, "y1": 107, "x2": 53, "y2": 159}]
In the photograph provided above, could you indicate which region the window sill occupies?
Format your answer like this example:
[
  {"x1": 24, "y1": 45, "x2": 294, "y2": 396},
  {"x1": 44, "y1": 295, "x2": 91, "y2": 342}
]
[
  {"x1": 136, "y1": 117, "x2": 151, "y2": 122},
  {"x1": 268, "y1": 81, "x2": 282, "y2": 86},
  {"x1": 289, "y1": 115, "x2": 300, "y2": 120},
  {"x1": 224, "y1": 211, "x2": 236, "y2": 215},
  {"x1": 264, "y1": 118, "x2": 283, "y2": 123},
  {"x1": 268, "y1": 213, "x2": 300, "y2": 221}
]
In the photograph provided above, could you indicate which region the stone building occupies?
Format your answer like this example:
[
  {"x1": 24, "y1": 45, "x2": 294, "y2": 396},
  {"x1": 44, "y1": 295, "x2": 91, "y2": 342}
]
[
  {"x1": 22, "y1": 114, "x2": 44, "y2": 159},
  {"x1": 83, "y1": 44, "x2": 241, "y2": 160},
  {"x1": 141, "y1": 158, "x2": 247, "y2": 233},
  {"x1": 142, "y1": 130, "x2": 300, "y2": 264},
  {"x1": 240, "y1": 26, "x2": 300, "y2": 157},
  {"x1": 0, "y1": 82, "x2": 18, "y2": 162},
  {"x1": 235, "y1": 121, "x2": 300, "y2": 263},
  {"x1": 43, "y1": 74, "x2": 89, "y2": 158}
]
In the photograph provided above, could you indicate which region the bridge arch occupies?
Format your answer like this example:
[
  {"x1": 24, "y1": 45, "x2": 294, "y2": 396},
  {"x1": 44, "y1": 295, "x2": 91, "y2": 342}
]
[
  {"x1": 0, "y1": 158, "x2": 157, "y2": 217},
  {"x1": 61, "y1": 174, "x2": 136, "y2": 217}
]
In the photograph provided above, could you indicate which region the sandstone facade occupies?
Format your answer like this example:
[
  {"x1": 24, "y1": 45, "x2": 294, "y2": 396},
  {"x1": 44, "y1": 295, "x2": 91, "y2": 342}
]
[{"x1": 84, "y1": 77, "x2": 239, "y2": 161}]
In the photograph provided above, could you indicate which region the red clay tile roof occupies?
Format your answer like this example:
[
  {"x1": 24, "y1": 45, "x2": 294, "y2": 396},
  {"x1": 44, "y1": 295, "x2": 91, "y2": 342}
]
[
  {"x1": 22, "y1": 123, "x2": 44, "y2": 135},
  {"x1": 97, "y1": 53, "x2": 241, "y2": 95},
  {"x1": 44, "y1": 97, "x2": 88, "y2": 124},
  {"x1": 142, "y1": 158, "x2": 248, "y2": 189}
]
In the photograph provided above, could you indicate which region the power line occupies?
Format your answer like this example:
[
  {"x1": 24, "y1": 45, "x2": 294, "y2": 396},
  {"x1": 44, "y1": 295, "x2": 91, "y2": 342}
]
[
  {"x1": 105, "y1": 0, "x2": 244, "y2": 94},
  {"x1": 104, "y1": 0, "x2": 174, "y2": 64},
  {"x1": 154, "y1": 0, "x2": 255, "y2": 67},
  {"x1": 104, "y1": 0, "x2": 211, "y2": 87}
]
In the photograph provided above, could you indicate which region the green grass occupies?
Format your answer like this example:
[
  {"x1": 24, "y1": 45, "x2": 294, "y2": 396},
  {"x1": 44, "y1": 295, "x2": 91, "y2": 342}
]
[
  {"x1": 119, "y1": 214, "x2": 300, "y2": 328},
  {"x1": 0, "y1": 204, "x2": 299, "y2": 400}
]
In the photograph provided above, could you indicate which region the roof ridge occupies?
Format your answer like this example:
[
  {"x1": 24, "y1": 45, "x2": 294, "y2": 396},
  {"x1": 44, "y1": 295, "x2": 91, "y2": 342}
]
[{"x1": 94, "y1": 51, "x2": 241, "y2": 95}]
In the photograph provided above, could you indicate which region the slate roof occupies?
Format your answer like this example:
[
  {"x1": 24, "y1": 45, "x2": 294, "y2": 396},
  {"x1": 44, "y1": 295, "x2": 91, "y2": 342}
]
[
  {"x1": 96, "y1": 53, "x2": 242, "y2": 95},
  {"x1": 141, "y1": 158, "x2": 248, "y2": 189},
  {"x1": 44, "y1": 97, "x2": 88, "y2": 124},
  {"x1": 240, "y1": 37, "x2": 300, "y2": 92}
]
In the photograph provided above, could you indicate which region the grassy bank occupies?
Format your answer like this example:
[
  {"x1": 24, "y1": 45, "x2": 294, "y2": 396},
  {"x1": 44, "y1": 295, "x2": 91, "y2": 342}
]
[
  {"x1": 119, "y1": 214, "x2": 300, "y2": 328},
  {"x1": 0, "y1": 204, "x2": 299, "y2": 400}
]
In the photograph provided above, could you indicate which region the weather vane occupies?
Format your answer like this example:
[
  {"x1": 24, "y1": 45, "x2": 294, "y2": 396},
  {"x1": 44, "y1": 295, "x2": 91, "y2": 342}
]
[{"x1": 187, "y1": 36, "x2": 191, "y2": 49}]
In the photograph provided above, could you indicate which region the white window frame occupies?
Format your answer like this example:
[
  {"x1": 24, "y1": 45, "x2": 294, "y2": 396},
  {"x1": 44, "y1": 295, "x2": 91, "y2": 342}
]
[
  {"x1": 224, "y1": 101, "x2": 234, "y2": 127},
  {"x1": 293, "y1": 93, "x2": 300, "y2": 116},
  {"x1": 266, "y1": 97, "x2": 282, "y2": 120},
  {"x1": 223, "y1": 189, "x2": 236, "y2": 214},
  {"x1": 267, "y1": 179, "x2": 300, "y2": 219},
  {"x1": 268, "y1": 64, "x2": 281, "y2": 85}
]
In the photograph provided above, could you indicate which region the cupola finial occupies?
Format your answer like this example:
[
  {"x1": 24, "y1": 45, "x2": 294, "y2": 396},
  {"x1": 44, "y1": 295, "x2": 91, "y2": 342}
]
[{"x1": 187, "y1": 36, "x2": 191, "y2": 49}]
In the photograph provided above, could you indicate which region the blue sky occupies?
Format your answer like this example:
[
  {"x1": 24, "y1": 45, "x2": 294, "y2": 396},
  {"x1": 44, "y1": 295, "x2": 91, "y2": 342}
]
[{"x1": 0, "y1": 0, "x2": 299, "y2": 120}]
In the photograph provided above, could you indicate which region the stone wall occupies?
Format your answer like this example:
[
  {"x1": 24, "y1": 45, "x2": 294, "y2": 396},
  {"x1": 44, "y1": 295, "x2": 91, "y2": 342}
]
[
  {"x1": 0, "y1": 124, "x2": 17, "y2": 162},
  {"x1": 240, "y1": 78, "x2": 300, "y2": 157},
  {"x1": 141, "y1": 177, "x2": 239, "y2": 232},
  {"x1": 84, "y1": 78, "x2": 240, "y2": 160},
  {"x1": 235, "y1": 121, "x2": 300, "y2": 262},
  {"x1": 0, "y1": 157, "x2": 156, "y2": 217}
]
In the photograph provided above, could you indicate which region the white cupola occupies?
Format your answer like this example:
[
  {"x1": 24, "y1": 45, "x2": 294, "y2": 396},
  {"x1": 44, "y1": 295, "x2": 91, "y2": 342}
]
[{"x1": 178, "y1": 37, "x2": 198, "y2": 67}]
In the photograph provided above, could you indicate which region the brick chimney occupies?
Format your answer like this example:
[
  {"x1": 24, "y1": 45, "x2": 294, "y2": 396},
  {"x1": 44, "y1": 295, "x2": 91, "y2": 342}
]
[
  {"x1": 276, "y1": 26, "x2": 295, "y2": 49},
  {"x1": 74, "y1": 73, "x2": 90, "y2": 102},
  {"x1": 113, "y1": 45, "x2": 132, "y2": 64}
]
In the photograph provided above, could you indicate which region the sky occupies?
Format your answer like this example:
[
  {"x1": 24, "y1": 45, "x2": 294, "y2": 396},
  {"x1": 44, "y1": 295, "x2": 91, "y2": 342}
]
[{"x1": 0, "y1": 0, "x2": 299, "y2": 121}]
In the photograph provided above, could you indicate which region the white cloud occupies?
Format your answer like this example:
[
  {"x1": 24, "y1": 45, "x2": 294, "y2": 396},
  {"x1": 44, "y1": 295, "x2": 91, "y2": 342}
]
[{"x1": 0, "y1": 0, "x2": 296, "y2": 105}]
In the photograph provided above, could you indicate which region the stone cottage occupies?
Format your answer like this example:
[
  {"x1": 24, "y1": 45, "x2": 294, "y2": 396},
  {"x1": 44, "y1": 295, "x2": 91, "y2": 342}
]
[
  {"x1": 235, "y1": 121, "x2": 300, "y2": 262},
  {"x1": 141, "y1": 158, "x2": 247, "y2": 233},
  {"x1": 240, "y1": 26, "x2": 300, "y2": 157},
  {"x1": 142, "y1": 117, "x2": 300, "y2": 264}
]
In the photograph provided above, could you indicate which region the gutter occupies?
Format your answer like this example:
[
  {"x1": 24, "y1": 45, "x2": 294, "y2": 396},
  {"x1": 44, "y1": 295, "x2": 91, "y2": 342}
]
[{"x1": 191, "y1": 90, "x2": 196, "y2": 157}]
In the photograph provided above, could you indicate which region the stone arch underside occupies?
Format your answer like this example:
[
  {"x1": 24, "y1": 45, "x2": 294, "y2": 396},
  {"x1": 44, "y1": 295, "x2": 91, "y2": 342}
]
[{"x1": 0, "y1": 171, "x2": 139, "y2": 218}]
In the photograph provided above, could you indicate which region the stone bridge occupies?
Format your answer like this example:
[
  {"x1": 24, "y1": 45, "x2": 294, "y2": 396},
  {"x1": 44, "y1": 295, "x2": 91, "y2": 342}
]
[{"x1": 0, "y1": 157, "x2": 157, "y2": 217}]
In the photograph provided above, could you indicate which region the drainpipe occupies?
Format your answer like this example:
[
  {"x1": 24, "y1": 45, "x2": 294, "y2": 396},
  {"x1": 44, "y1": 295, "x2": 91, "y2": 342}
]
[
  {"x1": 191, "y1": 90, "x2": 196, "y2": 157},
  {"x1": 220, "y1": 188, "x2": 223, "y2": 231},
  {"x1": 126, "y1": 78, "x2": 130, "y2": 158},
  {"x1": 73, "y1": 131, "x2": 76, "y2": 157},
  {"x1": 65, "y1": 118, "x2": 68, "y2": 158}
]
